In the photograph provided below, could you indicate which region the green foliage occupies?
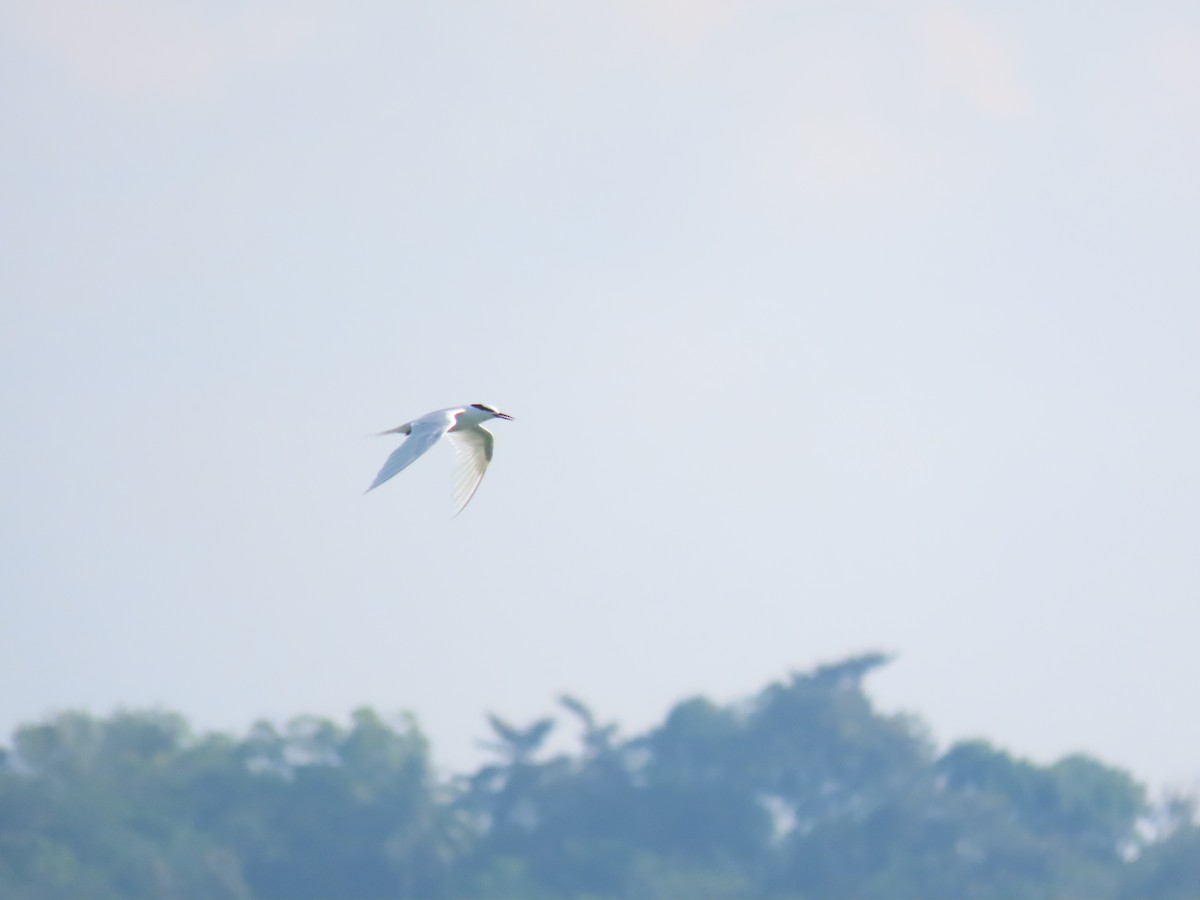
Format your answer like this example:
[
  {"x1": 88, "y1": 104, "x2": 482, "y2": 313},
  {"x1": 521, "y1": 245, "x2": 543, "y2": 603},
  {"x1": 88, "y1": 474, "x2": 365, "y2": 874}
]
[
  {"x1": 1, "y1": 655, "x2": 1195, "y2": 899},
  {"x1": 0, "y1": 707, "x2": 449, "y2": 899},
  {"x1": 1121, "y1": 794, "x2": 1200, "y2": 900}
]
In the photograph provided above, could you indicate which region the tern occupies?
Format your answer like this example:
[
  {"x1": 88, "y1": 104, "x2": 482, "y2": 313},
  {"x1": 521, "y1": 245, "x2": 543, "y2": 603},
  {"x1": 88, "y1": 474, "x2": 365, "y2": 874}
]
[{"x1": 366, "y1": 403, "x2": 514, "y2": 513}]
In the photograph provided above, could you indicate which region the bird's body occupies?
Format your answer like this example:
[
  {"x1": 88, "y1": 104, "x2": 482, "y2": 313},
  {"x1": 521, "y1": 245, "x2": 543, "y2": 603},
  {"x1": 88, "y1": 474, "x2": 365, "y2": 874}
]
[{"x1": 366, "y1": 403, "x2": 514, "y2": 512}]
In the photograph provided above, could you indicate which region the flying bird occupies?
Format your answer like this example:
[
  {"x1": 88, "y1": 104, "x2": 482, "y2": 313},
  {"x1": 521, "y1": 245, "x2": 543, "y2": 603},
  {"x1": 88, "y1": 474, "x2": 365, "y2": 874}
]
[{"x1": 366, "y1": 403, "x2": 514, "y2": 513}]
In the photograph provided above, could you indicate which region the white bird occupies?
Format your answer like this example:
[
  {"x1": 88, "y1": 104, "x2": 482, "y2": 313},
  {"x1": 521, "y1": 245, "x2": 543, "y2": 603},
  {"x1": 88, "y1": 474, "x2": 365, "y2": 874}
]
[{"x1": 366, "y1": 403, "x2": 514, "y2": 513}]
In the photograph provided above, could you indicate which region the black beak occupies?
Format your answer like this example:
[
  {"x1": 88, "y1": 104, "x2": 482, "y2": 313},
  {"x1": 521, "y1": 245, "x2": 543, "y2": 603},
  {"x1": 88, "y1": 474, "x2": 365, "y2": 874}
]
[{"x1": 496, "y1": 412, "x2": 515, "y2": 420}]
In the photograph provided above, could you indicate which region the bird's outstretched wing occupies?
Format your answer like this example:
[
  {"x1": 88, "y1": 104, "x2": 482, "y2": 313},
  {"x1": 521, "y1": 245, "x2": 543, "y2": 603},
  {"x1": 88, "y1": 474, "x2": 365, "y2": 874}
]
[
  {"x1": 366, "y1": 417, "x2": 453, "y2": 493},
  {"x1": 447, "y1": 426, "x2": 494, "y2": 513}
]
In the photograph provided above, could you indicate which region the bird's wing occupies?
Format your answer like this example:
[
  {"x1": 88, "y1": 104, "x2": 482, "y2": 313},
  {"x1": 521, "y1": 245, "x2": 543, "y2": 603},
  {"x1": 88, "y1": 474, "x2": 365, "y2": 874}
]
[
  {"x1": 447, "y1": 425, "x2": 494, "y2": 513},
  {"x1": 366, "y1": 415, "x2": 455, "y2": 493}
]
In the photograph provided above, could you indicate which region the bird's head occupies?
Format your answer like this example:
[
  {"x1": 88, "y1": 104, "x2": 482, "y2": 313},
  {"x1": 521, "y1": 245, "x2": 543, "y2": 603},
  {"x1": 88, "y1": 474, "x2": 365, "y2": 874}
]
[{"x1": 470, "y1": 403, "x2": 514, "y2": 421}]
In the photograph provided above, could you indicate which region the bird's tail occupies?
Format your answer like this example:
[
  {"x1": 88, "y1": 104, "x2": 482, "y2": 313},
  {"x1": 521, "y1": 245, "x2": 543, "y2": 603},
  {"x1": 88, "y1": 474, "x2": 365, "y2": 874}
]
[{"x1": 377, "y1": 422, "x2": 413, "y2": 437}]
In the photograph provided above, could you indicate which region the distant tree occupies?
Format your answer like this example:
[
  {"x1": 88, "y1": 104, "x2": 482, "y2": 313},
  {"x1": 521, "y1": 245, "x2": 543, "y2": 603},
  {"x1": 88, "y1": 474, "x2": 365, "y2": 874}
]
[
  {"x1": 231, "y1": 708, "x2": 452, "y2": 900},
  {"x1": 0, "y1": 707, "x2": 449, "y2": 900},
  {"x1": 934, "y1": 739, "x2": 1147, "y2": 898},
  {"x1": 637, "y1": 697, "x2": 771, "y2": 866},
  {"x1": 3, "y1": 651, "x2": 1196, "y2": 900},
  {"x1": 746, "y1": 656, "x2": 944, "y2": 899},
  {"x1": 465, "y1": 714, "x2": 557, "y2": 838},
  {"x1": 747, "y1": 652, "x2": 931, "y2": 830},
  {"x1": 478, "y1": 714, "x2": 555, "y2": 766},
  {"x1": 940, "y1": 741, "x2": 1146, "y2": 855},
  {"x1": 1120, "y1": 793, "x2": 1200, "y2": 900},
  {"x1": 462, "y1": 710, "x2": 640, "y2": 898},
  {"x1": 0, "y1": 711, "x2": 250, "y2": 899},
  {"x1": 560, "y1": 695, "x2": 618, "y2": 758}
]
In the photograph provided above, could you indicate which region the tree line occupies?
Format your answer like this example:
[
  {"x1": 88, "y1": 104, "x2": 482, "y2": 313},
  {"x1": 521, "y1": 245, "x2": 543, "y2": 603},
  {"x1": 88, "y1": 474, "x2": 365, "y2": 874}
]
[{"x1": 1, "y1": 653, "x2": 1197, "y2": 899}]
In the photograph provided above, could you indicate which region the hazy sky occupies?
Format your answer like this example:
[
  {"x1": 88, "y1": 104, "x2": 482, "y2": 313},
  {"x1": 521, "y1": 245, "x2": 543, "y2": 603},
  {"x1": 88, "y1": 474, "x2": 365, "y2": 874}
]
[{"x1": 3, "y1": 1, "x2": 1198, "y2": 792}]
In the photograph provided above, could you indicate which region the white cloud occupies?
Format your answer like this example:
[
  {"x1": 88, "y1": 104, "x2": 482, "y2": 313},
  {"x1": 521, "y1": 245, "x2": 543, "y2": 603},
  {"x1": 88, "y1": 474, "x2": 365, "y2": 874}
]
[
  {"x1": 1148, "y1": 27, "x2": 1200, "y2": 108},
  {"x1": 918, "y1": 4, "x2": 1033, "y2": 118},
  {"x1": 3, "y1": 1, "x2": 336, "y2": 104}
]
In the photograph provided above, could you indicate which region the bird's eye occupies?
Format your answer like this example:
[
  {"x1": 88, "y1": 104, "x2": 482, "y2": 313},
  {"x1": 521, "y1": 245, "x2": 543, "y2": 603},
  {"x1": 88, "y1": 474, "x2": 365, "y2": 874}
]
[{"x1": 472, "y1": 403, "x2": 495, "y2": 413}]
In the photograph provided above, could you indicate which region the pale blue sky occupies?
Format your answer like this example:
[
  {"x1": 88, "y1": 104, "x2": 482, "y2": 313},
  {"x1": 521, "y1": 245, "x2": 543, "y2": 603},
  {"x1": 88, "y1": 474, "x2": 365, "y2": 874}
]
[{"x1": 2, "y1": 1, "x2": 1198, "y2": 791}]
